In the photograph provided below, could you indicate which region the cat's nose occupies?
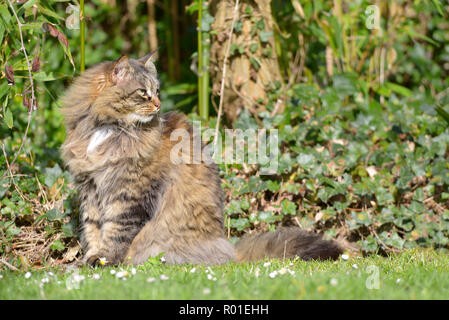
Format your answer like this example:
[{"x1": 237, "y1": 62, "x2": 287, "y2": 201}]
[{"x1": 152, "y1": 96, "x2": 161, "y2": 110}]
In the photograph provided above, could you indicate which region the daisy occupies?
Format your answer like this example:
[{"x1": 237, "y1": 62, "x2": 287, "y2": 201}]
[{"x1": 203, "y1": 288, "x2": 211, "y2": 295}]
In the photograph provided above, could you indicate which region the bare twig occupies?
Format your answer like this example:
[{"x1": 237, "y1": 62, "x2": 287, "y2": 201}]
[
  {"x1": 3, "y1": 0, "x2": 36, "y2": 178},
  {"x1": 7, "y1": 0, "x2": 36, "y2": 109},
  {"x1": 0, "y1": 258, "x2": 19, "y2": 271},
  {"x1": 213, "y1": 0, "x2": 239, "y2": 148},
  {"x1": 2, "y1": 143, "x2": 26, "y2": 202}
]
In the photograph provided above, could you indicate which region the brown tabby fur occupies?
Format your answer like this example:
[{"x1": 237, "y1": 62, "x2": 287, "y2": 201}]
[{"x1": 61, "y1": 54, "x2": 342, "y2": 266}]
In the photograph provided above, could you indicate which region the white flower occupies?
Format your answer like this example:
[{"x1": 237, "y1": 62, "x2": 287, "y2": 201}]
[
  {"x1": 190, "y1": 267, "x2": 196, "y2": 273},
  {"x1": 279, "y1": 268, "x2": 287, "y2": 275},
  {"x1": 396, "y1": 278, "x2": 401, "y2": 283},
  {"x1": 116, "y1": 271, "x2": 128, "y2": 278},
  {"x1": 352, "y1": 264, "x2": 358, "y2": 269},
  {"x1": 41, "y1": 277, "x2": 50, "y2": 283},
  {"x1": 131, "y1": 268, "x2": 137, "y2": 275},
  {"x1": 341, "y1": 254, "x2": 349, "y2": 261},
  {"x1": 263, "y1": 262, "x2": 271, "y2": 267},
  {"x1": 73, "y1": 274, "x2": 85, "y2": 282},
  {"x1": 203, "y1": 288, "x2": 211, "y2": 295},
  {"x1": 110, "y1": 270, "x2": 116, "y2": 275},
  {"x1": 269, "y1": 271, "x2": 278, "y2": 278},
  {"x1": 160, "y1": 257, "x2": 166, "y2": 263},
  {"x1": 99, "y1": 257, "x2": 108, "y2": 266},
  {"x1": 92, "y1": 274, "x2": 101, "y2": 280},
  {"x1": 160, "y1": 275, "x2": 169, "y2": 280},
  {"x1": 25, "y1": 272, "x2": 32, "y2": 279},
  {"x1": 0, "y1": 275, "x2": 3, "y2": 280},
  {"x1": 206, "y1": 273, "x2": 217, "y2": 281},
  {"x1": 146, "y1": 277, "x2": 156, "y2": 283},
  {"x1": 48, "y1": 272, "x2": 54, "y2": 277},
  {"x1": 288, "y1": 270, "x2": 295, "y2": 275},
  {"x1": 330, "y1": 278, "x2": 338, "y2": 286},
  {"x1": 289, "y1": 262, "x2": 293, "y2": 267},
  {"x1": 254, "y1": 268, "x2": 261, "y2": 278}
]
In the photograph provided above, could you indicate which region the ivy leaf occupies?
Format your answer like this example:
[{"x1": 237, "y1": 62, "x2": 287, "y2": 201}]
[
  {"x1": 234, "y1": 20, "x2": 243, "y2": 33},
  {"x1": 258, "y1": 211, "x2": 279, "y2": 223},
  {"x1": 281, "y1": 199, "x2": 297, "y2": 215},
  {"x1": 6, "y1": 224, "x2": 22, "y2": 237},
  {"x1": 230, "y1": 218, "x2": 250, "y2": 231},
  {"x1": 50, "y1": 240, "x2": 65, "y2": 251},
  {"x1": 46, "y1": 208, "x2": 63, "y2": 221},
  {"x1": 256, "y1": 19, "x2": 264, "y2": 30},
  {"x1": 259, "y1": 30, "x2": 273, "y2": 43},
  {"x1": 249, "y1": 57, "x2": 260, "y2": 71},
  {"x1": 266, "y1": 180, "x2": 280, "y2": 192},
  {"x1": 230, "y1": 43, "x2": 244, "y2": 55},
  {"x1": 249, "y1": 43, "x2": 259, "y2": 53},
  {"x1": 227, "y1": 200, "x2": 242, "y2": 214},
  {"x1": 62, "y1": 222, "x2": 74, "y2": 237},
  {"x1": 44, "y1": 165, "x2": 63, "y2": 187}
]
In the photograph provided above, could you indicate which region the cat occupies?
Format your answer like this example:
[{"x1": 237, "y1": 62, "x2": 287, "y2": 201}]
[{"x1": 61, "y1": 53, "x2": 342, "y2": 266}]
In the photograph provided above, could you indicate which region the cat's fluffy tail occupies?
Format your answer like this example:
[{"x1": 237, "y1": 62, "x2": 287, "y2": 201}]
[{"x1": 235, "y1": 227, "x2": 342, "y2": 262}]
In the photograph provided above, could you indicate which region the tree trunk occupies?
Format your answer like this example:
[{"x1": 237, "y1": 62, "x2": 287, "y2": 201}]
[
  {"x1": 209, "y1": 0, "x2": 283, "y2": 125},
  {"x1": 146, "y1": 0, "x2": 158, "y2": 53}
]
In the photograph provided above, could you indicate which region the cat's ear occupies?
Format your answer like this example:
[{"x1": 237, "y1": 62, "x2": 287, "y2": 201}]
[
  {"x1": 111, "y1": 56, "x2": 130, "y2": 84},
  {"x1": 138, "y1": 50, "x2": 158, "y2": 70}
]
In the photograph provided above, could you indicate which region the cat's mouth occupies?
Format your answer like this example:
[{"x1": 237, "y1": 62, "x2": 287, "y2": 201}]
[{"x1": 128, "y1": 99, "x2": 161, "y2": 124}]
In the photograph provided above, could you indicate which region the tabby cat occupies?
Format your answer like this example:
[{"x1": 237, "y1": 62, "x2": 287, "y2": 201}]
[{"x1": 61, "y1": 53, "x2": 342, "y2": 266}]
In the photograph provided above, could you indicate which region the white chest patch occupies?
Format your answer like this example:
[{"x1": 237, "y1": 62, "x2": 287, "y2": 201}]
[
  {"x1": 128, "y1": 113, "x2": 154, "y2": 123},
  {"x1": 87, "y1": 128, "x2": 113, "y2": 154}
]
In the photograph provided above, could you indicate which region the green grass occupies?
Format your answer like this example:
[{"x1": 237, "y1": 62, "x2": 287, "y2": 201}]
[{"x1": 1, "y1": 249, "x2": 449, "y2": 299}]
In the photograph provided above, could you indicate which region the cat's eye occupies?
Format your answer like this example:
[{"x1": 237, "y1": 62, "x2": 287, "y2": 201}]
[{"x1": 136, "y1": 88, "x2": 150, "y2": 99}]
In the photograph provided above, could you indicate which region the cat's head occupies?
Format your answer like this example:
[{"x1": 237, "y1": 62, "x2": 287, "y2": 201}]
[{"x1": 90, "y1": 52, "x2": 161, "y2": 125}]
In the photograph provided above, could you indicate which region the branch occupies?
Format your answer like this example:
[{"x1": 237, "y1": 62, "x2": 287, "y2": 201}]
[
  {"x1": 0, "y1": 258, "x2": 19, "y2": 271},
  {"x1": 3, "y1": 0, "x2": 36, "y2": 178},
  {"x1": 7, "y1": 0, "x2": 36, "y2": 111},
  {"x1": 213, "y1": 0, "x2": 239, "y2": 148}
]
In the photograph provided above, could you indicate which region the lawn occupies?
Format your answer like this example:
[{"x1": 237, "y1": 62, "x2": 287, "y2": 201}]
[{"x1": 1, "y1": 249, "x2": 448, "y2": 300}]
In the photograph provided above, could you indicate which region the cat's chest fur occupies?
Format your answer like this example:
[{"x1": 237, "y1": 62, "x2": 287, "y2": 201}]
[
  {"x1": 71, "y1": 127, "x2": 165, "y2": 209},
  {"x1": 86, "y1": 128, "x2": 114, "y2": 154}
]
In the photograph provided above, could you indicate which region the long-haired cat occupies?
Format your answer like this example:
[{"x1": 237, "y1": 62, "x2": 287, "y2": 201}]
[{"x1": 61, "y1": 53, "x2": 342, "y2": 266}]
